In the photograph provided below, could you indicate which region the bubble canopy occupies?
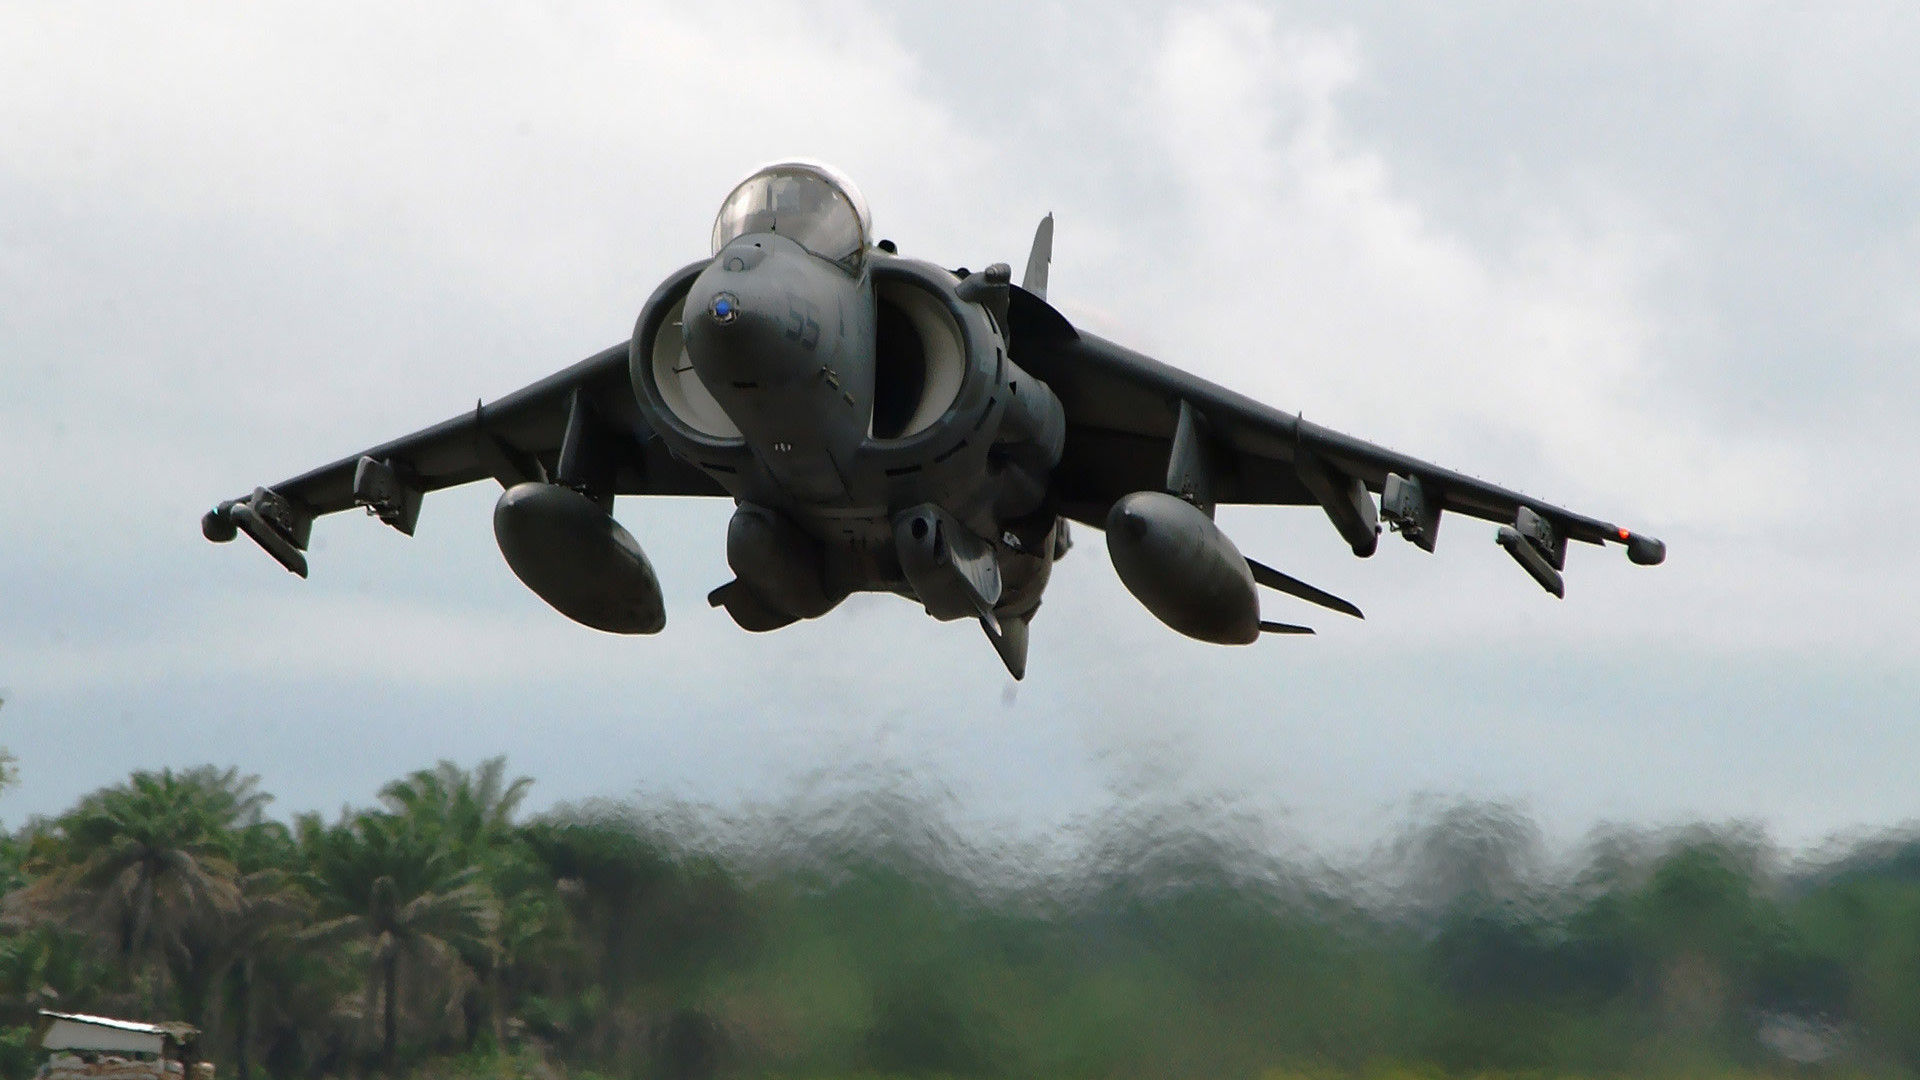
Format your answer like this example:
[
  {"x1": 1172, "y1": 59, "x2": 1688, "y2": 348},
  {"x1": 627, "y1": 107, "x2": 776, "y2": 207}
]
[{"x1": 710, "y1": 161, "x2": 873, "y2": 272}]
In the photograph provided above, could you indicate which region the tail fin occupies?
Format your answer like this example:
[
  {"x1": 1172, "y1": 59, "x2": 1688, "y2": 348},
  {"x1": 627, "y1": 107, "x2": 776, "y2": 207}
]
[{"x1": 1022, "y1": 213, "x2": 1053, "y2": 299}]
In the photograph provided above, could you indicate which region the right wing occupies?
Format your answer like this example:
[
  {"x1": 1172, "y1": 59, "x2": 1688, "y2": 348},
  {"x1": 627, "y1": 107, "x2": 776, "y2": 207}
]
[
  {"x1": 1005, "y1": 285, "x2": 1664, "y2": 597},
  {"x1": 203, "y1": 342, "x2": 726, "y2": 576}
]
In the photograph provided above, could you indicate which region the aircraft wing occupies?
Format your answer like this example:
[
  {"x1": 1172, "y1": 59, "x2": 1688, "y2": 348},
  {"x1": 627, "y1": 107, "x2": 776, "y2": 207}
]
[
  {"x1": 1007, "y1": 287, "x2": 1665, "y2": 584},
  {"x1": 203, "y1": 342, "x2": 726, "y2": 576}
]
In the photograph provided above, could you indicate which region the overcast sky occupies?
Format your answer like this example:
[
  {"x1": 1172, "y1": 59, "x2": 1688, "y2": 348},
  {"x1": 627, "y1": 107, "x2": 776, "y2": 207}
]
[{"x1": 1, "y1": 2, "x2": 1915, "y2": 855}]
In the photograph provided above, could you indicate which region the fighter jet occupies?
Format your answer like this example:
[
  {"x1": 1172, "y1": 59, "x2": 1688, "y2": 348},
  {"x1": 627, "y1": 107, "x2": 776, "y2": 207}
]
[{"x1": 204, "y1": 160, "x2": 1665, "y2": 679}]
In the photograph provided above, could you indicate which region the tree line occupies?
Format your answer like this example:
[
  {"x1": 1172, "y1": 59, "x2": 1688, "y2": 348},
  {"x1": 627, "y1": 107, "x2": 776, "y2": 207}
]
[{"x1": 2, "y1": 760, "x2": 1919, "y2": 1079}]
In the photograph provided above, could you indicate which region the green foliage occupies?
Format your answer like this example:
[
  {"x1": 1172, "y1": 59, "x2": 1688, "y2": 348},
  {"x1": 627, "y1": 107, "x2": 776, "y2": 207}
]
[{"x1": 11, "y1": 763, "x2": 1920, "y2": 1079}]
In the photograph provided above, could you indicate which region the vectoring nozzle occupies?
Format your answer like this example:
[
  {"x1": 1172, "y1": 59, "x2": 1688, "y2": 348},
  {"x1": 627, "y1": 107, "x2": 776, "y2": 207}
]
[
  {"x1": 893, "y1": 503, "x2": 1002, "y2": 627},
  {"x1": 892, "y1": 503, "x2": 1024, "y2": 677}
]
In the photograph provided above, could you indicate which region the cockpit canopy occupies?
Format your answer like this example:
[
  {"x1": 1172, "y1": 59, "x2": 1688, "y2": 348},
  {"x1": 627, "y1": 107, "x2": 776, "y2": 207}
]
[{"x1": 710, "y1": 161, "x2": 873, "y2": 273}]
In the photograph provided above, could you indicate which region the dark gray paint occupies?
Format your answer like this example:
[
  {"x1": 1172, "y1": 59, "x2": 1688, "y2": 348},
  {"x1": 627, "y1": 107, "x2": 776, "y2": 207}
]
[
  {"x1": 1105, "y1": 491, "x2": 1261, "y2": 645},
  {"x1": 203, "y1": 170, "x2": 1665, "y2": 678},
  {"x1": 493, "y1": 482, "x2": 665, "y2": 634}
]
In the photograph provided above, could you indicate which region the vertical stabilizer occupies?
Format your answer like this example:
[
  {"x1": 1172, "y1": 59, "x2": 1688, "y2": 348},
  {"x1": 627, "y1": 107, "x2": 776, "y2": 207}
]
[{"x1": 1022, "y1": 213, "x2": 1053, "y2": 299}]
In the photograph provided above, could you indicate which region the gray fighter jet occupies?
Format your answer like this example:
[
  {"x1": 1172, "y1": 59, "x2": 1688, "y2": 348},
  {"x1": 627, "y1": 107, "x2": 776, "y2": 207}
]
[{"x1": 204, "y1": 160, "x2": 1665, "y2": 679}]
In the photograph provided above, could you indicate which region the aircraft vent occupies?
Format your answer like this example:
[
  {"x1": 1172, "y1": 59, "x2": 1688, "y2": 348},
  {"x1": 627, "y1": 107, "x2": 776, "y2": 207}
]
[
  {"x1": 648, "y1": 293, "x2": 742, "y2": 439},
  {"x1": 871, "y1": 280, "x2": 965, "y2": 441}
]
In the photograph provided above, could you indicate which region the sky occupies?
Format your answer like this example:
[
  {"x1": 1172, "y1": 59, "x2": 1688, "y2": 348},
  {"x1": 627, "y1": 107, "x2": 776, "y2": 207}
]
[{"x1": 1, "y1": 1, "x2": 1915, "y2": 856}]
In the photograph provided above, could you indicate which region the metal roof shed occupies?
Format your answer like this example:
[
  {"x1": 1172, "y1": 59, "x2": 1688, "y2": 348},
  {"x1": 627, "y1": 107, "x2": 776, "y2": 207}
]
[{"x1": 39, "y1": 1012, "x2": 198, "y2": 1057}]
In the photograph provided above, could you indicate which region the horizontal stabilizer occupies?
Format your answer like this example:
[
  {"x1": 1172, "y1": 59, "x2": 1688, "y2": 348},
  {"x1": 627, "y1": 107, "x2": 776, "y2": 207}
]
[
  {"x1": 1259, "y1": 621, "x2": 1315, "y2": 635},
  {"x1": 1246, "y1": 558, "x2": 1364, "y2": 619}
]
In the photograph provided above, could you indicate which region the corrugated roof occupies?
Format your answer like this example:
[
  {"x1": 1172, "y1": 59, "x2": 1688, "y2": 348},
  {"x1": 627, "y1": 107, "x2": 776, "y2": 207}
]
[{"x1": 39, "y1": 1012, "x2": 197, "y2": 1039}]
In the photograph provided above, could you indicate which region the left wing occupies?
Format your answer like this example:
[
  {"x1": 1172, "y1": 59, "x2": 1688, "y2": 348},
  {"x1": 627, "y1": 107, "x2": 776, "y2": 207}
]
[
  {"x1": 1006, "y1": 287, "x2": 1664, "y2": 596},
  {"x1": 203, "y1": 342, "x2": 726, "y2": 576}
]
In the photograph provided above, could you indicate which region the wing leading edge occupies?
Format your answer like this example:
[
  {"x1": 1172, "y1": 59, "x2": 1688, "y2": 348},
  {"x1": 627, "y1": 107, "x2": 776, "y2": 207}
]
[
  {"x1": 1006, "y1": 285, "x2": 1665, "y2": 593},
  {"x1": 202, "y1": 342, "x2": 725, "y2": 576}
]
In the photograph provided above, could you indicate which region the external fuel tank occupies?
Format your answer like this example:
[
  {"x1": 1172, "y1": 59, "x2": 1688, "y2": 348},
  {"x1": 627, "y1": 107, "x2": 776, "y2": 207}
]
[{"x1": 1105, "y1": 491, "x2": 1260, "y2": 645}]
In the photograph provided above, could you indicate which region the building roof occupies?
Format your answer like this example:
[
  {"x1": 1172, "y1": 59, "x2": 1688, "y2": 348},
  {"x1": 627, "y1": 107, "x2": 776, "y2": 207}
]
[{"x1": 39, "y1": 1011, "x2": 197, "y2": 1054}]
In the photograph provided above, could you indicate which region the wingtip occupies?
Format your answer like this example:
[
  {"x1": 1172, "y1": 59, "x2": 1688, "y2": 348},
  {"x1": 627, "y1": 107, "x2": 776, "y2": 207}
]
[{"x1": 1620, "y1": 530, "x2": 1666, "y2": 566}]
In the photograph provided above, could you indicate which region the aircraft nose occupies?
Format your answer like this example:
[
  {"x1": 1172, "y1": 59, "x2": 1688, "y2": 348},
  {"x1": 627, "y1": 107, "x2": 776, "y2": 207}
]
[{"x1": 682, "y1": 237, "x2": 824, "y2": 388}]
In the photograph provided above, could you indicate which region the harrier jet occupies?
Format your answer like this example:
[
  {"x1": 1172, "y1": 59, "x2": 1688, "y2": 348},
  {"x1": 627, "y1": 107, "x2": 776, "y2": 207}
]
[{"x1": 204, "y1": 160, "x2": 1665, "y2": 679}]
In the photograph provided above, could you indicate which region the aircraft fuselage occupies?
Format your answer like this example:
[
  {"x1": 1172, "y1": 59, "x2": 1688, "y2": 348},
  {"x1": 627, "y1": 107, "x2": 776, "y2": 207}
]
[{"x1": 632, "y1": 228, "x2": 1066, "y2": 659}]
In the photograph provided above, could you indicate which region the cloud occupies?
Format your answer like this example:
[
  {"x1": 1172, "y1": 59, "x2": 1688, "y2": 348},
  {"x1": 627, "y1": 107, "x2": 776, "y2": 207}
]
[
  {"x1": 1130, "y1": 7, "x2": 1801, "y2": 526},
  {"x1": 1, "y1": 2, "x2": 1915, "y2": 849}
]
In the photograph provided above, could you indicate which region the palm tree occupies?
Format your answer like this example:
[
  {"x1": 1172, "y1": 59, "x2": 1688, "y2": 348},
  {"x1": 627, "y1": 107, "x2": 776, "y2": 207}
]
[
  {"x1": 522, "y1": 816, "x2": 675, "y2": 1000},
  {"x1": 300, "y1": 811, "x2": 498, "y2": 1076},
  {"x1": 192, "y1": 822, "x2": 309, "y2": 1080},
  {"x1": 9, "y1": 767, "x2": 263, "y2": 1018},
  {"x1": 379, "y1": 757, "x2": 532, "y2": 864},
  {"x1": 380, "y1": 757, "x2": 532, "y2": 1049}
]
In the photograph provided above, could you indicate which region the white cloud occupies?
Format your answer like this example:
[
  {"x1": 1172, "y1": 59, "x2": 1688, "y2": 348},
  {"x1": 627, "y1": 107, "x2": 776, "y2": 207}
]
[
  {"x1": 1128, "y1": 7, "x2": 1801, "y2": 527},
  {"x1": 1, "y1": 1, "x2": 1916, "y2": 848}
]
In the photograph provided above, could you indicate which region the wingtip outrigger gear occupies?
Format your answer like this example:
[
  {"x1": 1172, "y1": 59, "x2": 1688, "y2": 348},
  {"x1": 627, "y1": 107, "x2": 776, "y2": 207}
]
[
  {"x1": 1497, "y1": 507, "x2": 1566, "y2": 598},
  {"x1": 204, "y1": 487, "x2": 312, "y2": 578},
  {"x1": 1495, "y1": 507, "x2": 1666, "y2": 598}
]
